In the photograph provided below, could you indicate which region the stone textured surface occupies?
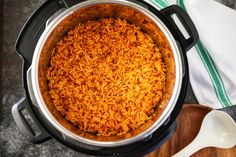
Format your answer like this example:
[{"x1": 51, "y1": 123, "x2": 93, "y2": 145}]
[{"x1": 0, "y1": 0, "x2": 211, "y2": 156}]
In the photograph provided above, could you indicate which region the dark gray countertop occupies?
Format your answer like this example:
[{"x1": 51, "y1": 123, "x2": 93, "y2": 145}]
[{"x1": 0, "y1": 0, "x2": 199, "y2": 156}]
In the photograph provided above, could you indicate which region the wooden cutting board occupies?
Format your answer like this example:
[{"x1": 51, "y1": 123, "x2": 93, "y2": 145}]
[{"x1": 145, "y1": 104, "x2": 236, "y2": 157}]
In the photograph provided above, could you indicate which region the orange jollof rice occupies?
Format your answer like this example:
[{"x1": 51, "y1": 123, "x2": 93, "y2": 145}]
[{"x1": 47, "y1": 18, "x2": 166, "y2": 136}]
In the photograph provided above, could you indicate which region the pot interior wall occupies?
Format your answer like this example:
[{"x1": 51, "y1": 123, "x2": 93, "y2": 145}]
[{"x1": 38, "y1": 3, "x2": 176, "y2": 141}]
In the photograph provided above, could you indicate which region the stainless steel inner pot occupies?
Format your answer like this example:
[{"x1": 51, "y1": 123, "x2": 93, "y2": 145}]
[{"x1": 30, "y1": 0, "x2": 183, "y2": 147}]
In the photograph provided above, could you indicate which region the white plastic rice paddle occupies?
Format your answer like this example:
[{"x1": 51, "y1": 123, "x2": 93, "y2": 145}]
[{"x1": 172, "y1": 110, "x2": 236, "y2": 157}]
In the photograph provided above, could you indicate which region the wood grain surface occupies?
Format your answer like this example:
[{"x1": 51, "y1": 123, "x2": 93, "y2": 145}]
[{"x1": 145, "y1": 104, "x2": 236, "y2": 157}]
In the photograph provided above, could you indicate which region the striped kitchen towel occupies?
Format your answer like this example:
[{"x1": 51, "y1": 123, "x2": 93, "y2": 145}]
[{"x1": 147, "y1": 0, "x2": 236, "y2": 108}]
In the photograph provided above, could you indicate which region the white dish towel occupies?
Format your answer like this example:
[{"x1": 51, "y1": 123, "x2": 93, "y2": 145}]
[{"x1": 148, "y1": 0, "x2": 236, "y2": 109}]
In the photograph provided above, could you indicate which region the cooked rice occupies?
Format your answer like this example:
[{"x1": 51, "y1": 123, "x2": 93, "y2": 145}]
[{"x1": 47, "y1": 18, "x2": 166, "y2": 136}]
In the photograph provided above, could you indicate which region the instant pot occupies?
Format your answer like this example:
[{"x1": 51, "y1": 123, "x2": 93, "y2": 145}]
[{"x1": 12, "y1": 0, "x2": 198, "y2": 156}]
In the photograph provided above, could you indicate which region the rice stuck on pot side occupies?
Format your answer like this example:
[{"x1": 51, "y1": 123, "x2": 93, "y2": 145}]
[{"x1": 47, "y1": 18, "x2": 166, "y2": 136}]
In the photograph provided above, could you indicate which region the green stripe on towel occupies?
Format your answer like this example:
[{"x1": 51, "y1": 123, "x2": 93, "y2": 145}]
[
  {"x1": 151, "y1": 0, "x2": 232, "y2": 107},
  {"x1": 152, "y1": 0, "x2": 169, "y2": 8},
  {"x1": 195, "y1": 42, "x2": 232, "y2": 107},
  {"x1": 177, "y1": 0, "x2": 232, "y2": 107}
]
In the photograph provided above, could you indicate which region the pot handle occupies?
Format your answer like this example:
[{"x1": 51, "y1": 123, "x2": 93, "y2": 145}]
[
  {"x1": 15, "y1": 0, "x2": 83, "y2": 65},
  {"x1": 160, "y1": 5, "x2": 199, "y2": 52},
  {"x1": 12, "y1": 97, "x2": 51, "y2": 144}
]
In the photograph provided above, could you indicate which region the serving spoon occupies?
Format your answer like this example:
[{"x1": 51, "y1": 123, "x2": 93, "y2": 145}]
[{"x1": 172, "y1": 109, "x2": 236, "y2": 157}]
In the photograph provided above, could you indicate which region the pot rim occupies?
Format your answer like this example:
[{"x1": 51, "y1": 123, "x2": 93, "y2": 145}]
[{"x1": 31, "y1": 0, "x2": 183, "y2": 147}]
